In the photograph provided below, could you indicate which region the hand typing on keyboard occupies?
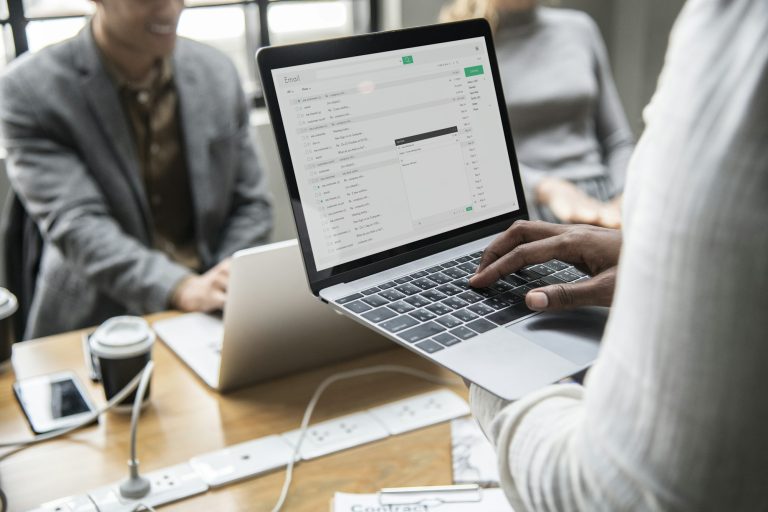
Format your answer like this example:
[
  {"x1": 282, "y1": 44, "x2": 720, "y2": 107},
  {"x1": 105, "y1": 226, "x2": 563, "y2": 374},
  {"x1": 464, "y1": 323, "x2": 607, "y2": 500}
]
[{"x1": 470, "y1": 220, "x2": 621, "y2": 311}]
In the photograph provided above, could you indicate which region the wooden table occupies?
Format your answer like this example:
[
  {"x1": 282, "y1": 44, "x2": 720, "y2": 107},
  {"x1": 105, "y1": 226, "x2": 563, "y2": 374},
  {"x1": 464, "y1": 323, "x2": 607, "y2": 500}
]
[{"x1": 0, "y1": 312, "x2": 467, "y2": 511}]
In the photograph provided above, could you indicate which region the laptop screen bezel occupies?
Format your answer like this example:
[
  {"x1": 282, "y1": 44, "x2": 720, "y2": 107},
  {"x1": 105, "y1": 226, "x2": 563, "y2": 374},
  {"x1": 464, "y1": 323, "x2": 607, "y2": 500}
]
[{"x1": 257, "y1": 19, "x2": 529, "y2": 295}]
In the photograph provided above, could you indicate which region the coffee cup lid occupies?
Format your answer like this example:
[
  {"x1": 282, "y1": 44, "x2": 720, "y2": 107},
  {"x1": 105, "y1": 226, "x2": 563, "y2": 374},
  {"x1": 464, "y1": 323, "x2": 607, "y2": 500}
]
[
  {"x1": 90, "y1": 316, "x2": 155, "y2": 359},
  {"x1": 0, "y1": 288, "x2": 18, "y2": 320}
]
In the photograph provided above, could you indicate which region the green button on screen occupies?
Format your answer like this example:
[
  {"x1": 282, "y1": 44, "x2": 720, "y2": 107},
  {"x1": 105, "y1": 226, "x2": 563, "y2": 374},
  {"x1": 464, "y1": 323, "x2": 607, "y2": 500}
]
[
  {"x1": 402, "y1": 55, "x2": 414, "y2": 64},
  {"x1": 464, "y1": 65, "x2": 484, "y2": 77}
]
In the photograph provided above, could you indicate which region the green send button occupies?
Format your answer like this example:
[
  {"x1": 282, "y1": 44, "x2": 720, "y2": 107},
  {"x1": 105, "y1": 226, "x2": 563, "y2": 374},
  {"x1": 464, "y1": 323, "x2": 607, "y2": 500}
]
[
  {"x1": 465, "y1": 206, "x2": 473, "y2": 212},
  {"x1": 464, "y1": 65, "x2": 484, "y2": 77},
  {"x1": 402, "y1": 55, "x2": 414, "y2": 64}
]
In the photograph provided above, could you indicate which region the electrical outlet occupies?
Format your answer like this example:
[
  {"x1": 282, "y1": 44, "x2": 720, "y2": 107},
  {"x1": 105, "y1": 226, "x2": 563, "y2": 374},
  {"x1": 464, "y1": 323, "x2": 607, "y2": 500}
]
[
  {"x1": 34, "y1": 463, "x2": 209, "y2": 512},
  {"x1": 189, "y1": 434, "x2": 296, "y2": 487},
  {"x1": 28, "y1": 494, "x2": 99, "y2": 512},
  {"x1": 280, "y1": 411, "x2": 389, "y2": 460},
  {"x1": 367, "y1": 390, "x2": 470, "y2": 435}
]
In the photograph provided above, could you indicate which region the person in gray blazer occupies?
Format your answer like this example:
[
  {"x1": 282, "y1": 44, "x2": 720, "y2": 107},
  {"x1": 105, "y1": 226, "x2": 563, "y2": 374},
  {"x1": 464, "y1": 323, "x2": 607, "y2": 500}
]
[{"x1": 0, "y1": 0, "x2": 272, "y2": 339}]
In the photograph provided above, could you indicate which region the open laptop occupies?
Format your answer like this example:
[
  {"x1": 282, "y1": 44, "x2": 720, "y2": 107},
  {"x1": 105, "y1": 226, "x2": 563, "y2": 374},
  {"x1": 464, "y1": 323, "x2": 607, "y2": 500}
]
[
  {"x1": 153, "y1": 239, "x2": 390, "y2": 392},
  {"x1": 257, "y1": 19, "x2": 607, "y2": 401}
]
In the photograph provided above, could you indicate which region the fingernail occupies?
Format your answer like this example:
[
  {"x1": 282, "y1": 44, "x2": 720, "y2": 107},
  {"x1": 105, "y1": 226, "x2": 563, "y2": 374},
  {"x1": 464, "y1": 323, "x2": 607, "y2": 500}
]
[
  {"x1": 468, "y1": 275, "x2": 478, "y2": 285},
  {"x1": 528, "y1": 291, "x2": 549, "y2": 310}
]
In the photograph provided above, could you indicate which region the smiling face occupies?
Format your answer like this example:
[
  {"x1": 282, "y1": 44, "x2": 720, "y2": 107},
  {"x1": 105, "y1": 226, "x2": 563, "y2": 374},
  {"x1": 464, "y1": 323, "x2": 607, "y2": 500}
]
[{"x1": 93, "y1": 0, "x2": 184, "y2": 59}]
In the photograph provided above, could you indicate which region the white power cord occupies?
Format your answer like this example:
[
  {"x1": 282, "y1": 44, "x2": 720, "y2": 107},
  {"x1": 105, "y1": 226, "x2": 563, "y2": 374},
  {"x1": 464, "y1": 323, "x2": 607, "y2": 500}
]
[
  {"x1": 269, "y1": 364, "x2": 462, "y2": 512},
  {"x1": 0, "y1": 361, "x2": 154, "y2": 449}
]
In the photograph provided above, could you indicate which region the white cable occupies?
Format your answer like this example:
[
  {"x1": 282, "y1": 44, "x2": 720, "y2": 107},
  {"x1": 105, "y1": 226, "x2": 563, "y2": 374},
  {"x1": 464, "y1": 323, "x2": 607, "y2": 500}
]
[
  {"x1": 269, "y1": 364, "x2": 462, "y2": 512},
  {"x1": 0, "y1": 361, "x2": 154, "y2": 449}
]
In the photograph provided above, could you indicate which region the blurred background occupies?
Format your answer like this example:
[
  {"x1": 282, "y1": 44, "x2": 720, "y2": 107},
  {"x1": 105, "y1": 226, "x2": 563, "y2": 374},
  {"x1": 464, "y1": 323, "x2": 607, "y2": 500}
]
[{"x1": 0, "y1": 0, "x2": 685, "y2": 279}]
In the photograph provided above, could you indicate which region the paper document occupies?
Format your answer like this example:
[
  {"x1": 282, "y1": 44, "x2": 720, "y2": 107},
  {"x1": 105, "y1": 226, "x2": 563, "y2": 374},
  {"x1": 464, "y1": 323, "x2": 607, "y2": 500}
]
[
  {"x1": 451, "y1": 417, "x2": 500, "y2": 486},
  {"x1": 333, "y1": 488, "x2": 514, "y2": 511}
]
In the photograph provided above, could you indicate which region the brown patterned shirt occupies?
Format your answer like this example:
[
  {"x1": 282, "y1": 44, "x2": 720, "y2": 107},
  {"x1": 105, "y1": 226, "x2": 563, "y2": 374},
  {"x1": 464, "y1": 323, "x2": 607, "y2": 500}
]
[{"x1": 105, "y1": 57, "x2": 201, "y2": 271}]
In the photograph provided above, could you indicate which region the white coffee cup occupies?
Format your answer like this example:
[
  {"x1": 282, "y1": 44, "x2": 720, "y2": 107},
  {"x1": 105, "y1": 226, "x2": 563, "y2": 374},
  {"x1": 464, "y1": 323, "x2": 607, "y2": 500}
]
[{"x1": 89, "y1": 316, "x2": 155, "y2": 413}]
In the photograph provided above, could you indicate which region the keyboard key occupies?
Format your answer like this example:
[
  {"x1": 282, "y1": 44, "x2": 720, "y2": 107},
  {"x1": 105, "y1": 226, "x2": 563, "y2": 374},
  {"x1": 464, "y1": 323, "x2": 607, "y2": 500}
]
[
  {"x1": 541, "y1": 274, "x2": 567, "y2": 285},
  {"x1": 553, "y1": 270, "x2": 580, "y2": 282},
  {"x1": 405, "y1": 295, "x2": 432, "y2": 308},
  {"x1": 502, "y1": 274, "x2": 528, "y2": 287},
  {"x1": 426, "y1": 265, "x2": 443, "y2": 273},
  {"x1": 362, "y1": 307, "x2": 398, "y2": 323},
  {"x1": 443, "y1": 296, "x2": 469, "y2": 310},
  {"x1": 433, "y1": 332, "x2": 461, "y2": 347},
  {"x1": 409, "y1": 270, "x2": 429, "y2": 279},
  {"x1": 395, "y1": 283, "x2": 422, "y2": 295},
  {"x1": 412, "y1": 277, "x2": 438, "y2": 290},
  {"x1": 338, "y1": 293, "x2": 363, "y2": 304},
  {"x1": 471, "y1": 287, "x2": 498, "y2": 298},
  {"x1": 344, "y1": 300, "x2": 372, "y2": 314},
  {"x1": 388, "y1": 301, "x2": 415, "y2": 314},
  {"x1": 450, "y1": 326, "x2": 478, "y2": 340},
  {"x1": 457, "y1": 291, "x2": 484, "y2": 304},
  {"x1": 467, "y1": 318, "x2": 496, "y2": 334},
  {"x1": 487, "y1": 303, "x2": 535, "y2": 325},
  {"x1": 409, "y1": 309, "x2": 438, "y2": 322},
  {"x1": 426, "y1": 303, "x2": 453, "y2": 316},
  {"x1": 565, "y1": 267, "x2": 588, "y2": 278},
  {"x1": 416, "y1": 339, "x2": 444, "y2": 354},
  {"x1": 516, "y1": 268, "x2": 543, "y2": 281},
  {"x1": 470, "y1": 251, "x2": 483, "y2": 258},
  {"x1": 380, "y1": 315, "x2": 419, "y2": 333},
  {"x1": 394, "y1": 276, "x2": 413, "y2": 284},
  {"x1": 421, "y1": 289, "x2": 447, "y2": 302},
  {"x1": 470, "y1": 258, "x2": 482, "y2": 265},
  {"x1": 378, "y1": 281, "x2": 398, "y2": 290},
  {"x1": 440, "y1": 261, "x2": 458, "y2": 268},
  {"x1": 467, "y1": 303, "x2": 495, "y2": 316},
  {"x1": 509, "y1": 284, "x2": 536, "y2": 298},
  {"x1": 457, "y1": 262, "x2": 477, "y2": 273},
  {"x1": 452, "y1": 308, "x2": 479, "y2": 322},
  {"x1": 483, "y1": 297, "x2": 513, "y2": 310},
  {"x1": 429, "y1": 272, "x2": 453, "y2": 284},
  {"x1": 379, "y1": 289, "x2": 407, "y2": 301},
  {"x1": 456, "y1": 255, "x2": 472, "y2": 263},
  {"x1": 435, "y1": 315, "x2": 462, "y2": 329},
  {"x1": 545, "y1": 259, "x2": 569, "y2": 271},
  {"x1": 452, "y1": 278, "x2": 471, "y2": 289},
  {"x1": 442, "y1": 267, "x2": 467, "y2": 279},
  {"x1": 528, "y1": 264, "x2": 556, "y2": 276},
  {"x1": 489, "y1": 281, "x2": 515, "y2": 293},
  {"x1": 498, "y1": 291, "x2": 524, "y2": 304},
  {"x1": 362, "y1": 295, "x2": 389, "y2": 307},
  {"x1": 361, "y1": 286, "x2": 381, "y2": 295},
  {"x1": 399, "y1": 322, "x2": 446, "y2": 343},
  {"x1": 436, "y1": 284, "x2": 463, "y2": 296}
]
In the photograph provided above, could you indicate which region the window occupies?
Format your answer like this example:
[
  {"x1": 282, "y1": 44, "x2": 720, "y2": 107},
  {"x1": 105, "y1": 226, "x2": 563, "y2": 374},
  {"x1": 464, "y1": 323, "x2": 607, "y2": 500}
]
[{"x1": 1, "y1": 0, "x2": 381, "y2": 104}]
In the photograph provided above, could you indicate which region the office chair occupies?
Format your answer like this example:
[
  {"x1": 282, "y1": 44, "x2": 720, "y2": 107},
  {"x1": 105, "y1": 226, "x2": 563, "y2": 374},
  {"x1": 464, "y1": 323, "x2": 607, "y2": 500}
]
[{"x1": 0, "y1": 188, "x2": 42, "y2": 341}]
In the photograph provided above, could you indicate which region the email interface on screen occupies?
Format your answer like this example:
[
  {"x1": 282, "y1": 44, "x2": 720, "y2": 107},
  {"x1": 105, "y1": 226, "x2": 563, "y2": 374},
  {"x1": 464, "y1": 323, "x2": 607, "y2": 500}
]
[{"x1": 273, "y1": 37, "x2": 519, "y2": 271}]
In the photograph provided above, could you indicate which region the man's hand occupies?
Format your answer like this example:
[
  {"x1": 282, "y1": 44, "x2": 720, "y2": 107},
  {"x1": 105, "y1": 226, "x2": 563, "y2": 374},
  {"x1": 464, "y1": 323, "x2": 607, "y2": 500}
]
[
  {"x1": 469, "y1": 221, "x2": 621, "y2": 311},
  {"x1": 537, "y1": 178, "x2": 622, "y2": 228},
  {"x1": 170, "y1": 259, "x2": 231, "y2": 312}
]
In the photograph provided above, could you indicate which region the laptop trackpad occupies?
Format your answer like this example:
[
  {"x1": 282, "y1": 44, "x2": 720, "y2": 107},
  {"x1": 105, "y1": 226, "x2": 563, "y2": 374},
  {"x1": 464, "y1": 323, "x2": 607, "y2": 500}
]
[{"x1": 509, "y1": 308, "x2": 608, "y2": 366}]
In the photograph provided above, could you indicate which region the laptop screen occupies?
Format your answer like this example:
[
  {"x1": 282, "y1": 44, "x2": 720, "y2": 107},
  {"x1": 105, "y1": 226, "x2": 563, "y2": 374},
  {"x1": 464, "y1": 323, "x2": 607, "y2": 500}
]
[{"x1": 271, "y1": 36, "x2": 520, "y2": 272}]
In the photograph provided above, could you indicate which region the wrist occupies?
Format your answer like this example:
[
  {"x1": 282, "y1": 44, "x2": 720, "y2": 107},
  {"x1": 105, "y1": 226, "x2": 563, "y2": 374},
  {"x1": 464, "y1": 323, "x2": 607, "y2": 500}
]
[{"x1": 169, "y1": 274, "x2": 195, "y2": 311}]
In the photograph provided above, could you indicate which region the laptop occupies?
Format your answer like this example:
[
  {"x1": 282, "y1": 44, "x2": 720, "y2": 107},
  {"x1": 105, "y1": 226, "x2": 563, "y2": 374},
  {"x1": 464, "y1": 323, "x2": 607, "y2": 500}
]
[
  {"x1": 257, "y1": 19, "x2": 607, "y2": 401},
  {"x1": 153, "y1": 239, "x2": 390, "y2": 392}
]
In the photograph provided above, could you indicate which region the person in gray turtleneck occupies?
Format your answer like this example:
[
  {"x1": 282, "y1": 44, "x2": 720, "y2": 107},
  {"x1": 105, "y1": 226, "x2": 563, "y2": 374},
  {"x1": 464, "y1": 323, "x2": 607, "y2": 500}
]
[{"x1": 441, "y1": 0, "x2": 634, "y2": 228}]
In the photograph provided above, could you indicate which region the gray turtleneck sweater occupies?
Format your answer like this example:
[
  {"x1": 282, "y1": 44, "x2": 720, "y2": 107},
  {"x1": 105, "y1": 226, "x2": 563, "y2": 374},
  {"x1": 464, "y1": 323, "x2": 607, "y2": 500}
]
[{"x1": 494, "y1": 7, "x2": 634, "y2": 205}]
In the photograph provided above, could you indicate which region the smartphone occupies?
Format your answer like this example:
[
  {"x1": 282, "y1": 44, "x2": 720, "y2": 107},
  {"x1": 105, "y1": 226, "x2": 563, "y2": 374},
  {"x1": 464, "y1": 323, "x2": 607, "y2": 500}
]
[{"x1": 13, "y1": 371, "x2": 98, "y2": 434}]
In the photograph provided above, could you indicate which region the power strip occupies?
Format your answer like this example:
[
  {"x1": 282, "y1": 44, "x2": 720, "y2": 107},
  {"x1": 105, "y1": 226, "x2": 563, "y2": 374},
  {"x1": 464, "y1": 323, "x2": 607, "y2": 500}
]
[
  {"x1": 29, "y1": 463, "x2": 208, "y2": 512},
  {"x1": 191, "y1": 390, "x2": 469, "y2": 488},
  {"x1": 28, "y1": 390, "x2": 469, "y2": 510}
]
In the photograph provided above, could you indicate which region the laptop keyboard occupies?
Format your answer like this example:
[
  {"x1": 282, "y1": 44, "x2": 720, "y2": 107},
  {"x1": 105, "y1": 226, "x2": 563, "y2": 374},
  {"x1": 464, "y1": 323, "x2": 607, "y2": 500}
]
[{"x1": 337, "y1": 252, "x2": 588, "y2": 355}]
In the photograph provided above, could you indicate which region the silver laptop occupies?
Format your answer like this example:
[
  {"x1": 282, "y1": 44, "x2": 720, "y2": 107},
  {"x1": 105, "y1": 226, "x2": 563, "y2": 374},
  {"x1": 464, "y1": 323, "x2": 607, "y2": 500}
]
[
  {"x1": 257, "y1": 20, "x2": 606, "y2": 401},
  {"x1": 153, "y1": 239, "x2": 390, "y2": 392}
]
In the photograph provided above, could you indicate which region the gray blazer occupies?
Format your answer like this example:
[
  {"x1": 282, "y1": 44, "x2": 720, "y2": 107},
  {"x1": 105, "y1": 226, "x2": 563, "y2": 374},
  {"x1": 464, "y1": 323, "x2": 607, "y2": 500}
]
[{"x1": 0, "y1": 27, "x2": 272, "y2": 339}]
